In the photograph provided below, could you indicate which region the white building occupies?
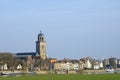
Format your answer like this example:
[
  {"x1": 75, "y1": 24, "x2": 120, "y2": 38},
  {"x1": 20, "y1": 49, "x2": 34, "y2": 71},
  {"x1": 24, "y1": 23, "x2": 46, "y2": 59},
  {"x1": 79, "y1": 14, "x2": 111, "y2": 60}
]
[
  {"x1": 73, "y1": 63, "x2": 79, "y2": 70},
  {"x1": 0, "y1": 63, "x2": 8, "y2": 70},
  {"x1": 80, "y1": 58, "x2": 92, "y2": 69},
  {"x1": 54, "y1": 62, "x2": 79, "y2": 71},
  {"x1": 17, "y1": 64, "x2": 22, "y2": 70},
  {"x1": 93, "y1": 64, "x2": 99, "y2": 69},
  {"x1": 99, "y1": 62, "x2": 103, "y2": 69},
  {"x1": 86, "y1": 59, "x2": 92, "y2": 69}
]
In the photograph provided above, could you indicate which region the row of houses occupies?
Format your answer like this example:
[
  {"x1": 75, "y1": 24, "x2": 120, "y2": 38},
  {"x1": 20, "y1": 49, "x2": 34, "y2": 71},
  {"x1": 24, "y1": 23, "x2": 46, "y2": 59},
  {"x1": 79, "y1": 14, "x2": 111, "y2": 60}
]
[
  {"x1": 51, "y1": 57, "x2": 120, "y2": 71},
  {"x1": 52, "y1": 58, "x2": 103, "y2": 71},
  {"x1": 0, "y1": 63, "x2": 22, "y2": 71},
  {"x1": 0, "y1": 57, "x2": 120, "y2": 71}
]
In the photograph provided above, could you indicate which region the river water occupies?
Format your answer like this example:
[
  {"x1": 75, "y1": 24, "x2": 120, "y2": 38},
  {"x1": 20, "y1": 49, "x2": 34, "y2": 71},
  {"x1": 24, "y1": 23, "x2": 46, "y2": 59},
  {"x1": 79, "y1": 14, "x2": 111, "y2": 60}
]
[
  {"x1": 91, "y1": 70, "x2": 120, "y2": 74},
  {"x1": 0, "y1": 72, "x2": 35, "y2": 77},
  {"x1": 0, "y1": 70, "x2": 120, "y2": 77}
]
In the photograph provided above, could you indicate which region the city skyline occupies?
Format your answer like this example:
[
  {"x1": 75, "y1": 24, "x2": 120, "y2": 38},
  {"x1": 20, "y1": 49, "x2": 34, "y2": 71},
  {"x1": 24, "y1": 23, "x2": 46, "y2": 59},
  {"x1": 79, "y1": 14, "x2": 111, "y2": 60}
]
[{"x1": 0, "y1": 0, "x2": 120, "y2": 59}]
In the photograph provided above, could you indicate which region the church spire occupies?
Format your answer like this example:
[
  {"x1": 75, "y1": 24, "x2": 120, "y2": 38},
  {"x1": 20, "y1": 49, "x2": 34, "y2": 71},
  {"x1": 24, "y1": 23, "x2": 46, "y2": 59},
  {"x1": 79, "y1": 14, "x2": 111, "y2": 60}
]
[{"x1": 40, "y1": 30, "x2": 42, "y2": 34}]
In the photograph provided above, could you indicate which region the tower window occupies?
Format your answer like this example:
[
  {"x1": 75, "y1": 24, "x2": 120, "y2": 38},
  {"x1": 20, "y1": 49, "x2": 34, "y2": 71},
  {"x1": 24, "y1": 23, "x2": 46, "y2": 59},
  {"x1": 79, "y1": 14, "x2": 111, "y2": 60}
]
[
  {"x1": 40, "y1": 37, "x2": 44, "y2": 41},
  {"x1": 42, "y1": 37, "x2": 44, "y2": 41}
]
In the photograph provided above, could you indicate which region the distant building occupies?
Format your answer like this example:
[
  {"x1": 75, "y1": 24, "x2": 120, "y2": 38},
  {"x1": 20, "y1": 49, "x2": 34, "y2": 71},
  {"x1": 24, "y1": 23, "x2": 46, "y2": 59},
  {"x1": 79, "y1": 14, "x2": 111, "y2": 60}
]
[
  {"x1": 16, "y1": 52, "x2": 36, "y2": 60},
  {"x1": 14, "y1": 32, "x2": 48, "y2": 70},
  {"x1": 99, "y1": 61, "x2": 103, "y2": 69},
  {"x1": 54, "y1": 63, "x2": 67, "y2": 70},
  {"x1": 109, "y1": 57, "x2": 117, "y2": 68},
  {"x1": 15, "y1": 31, "x2": 47, "y2": 60},
  {"x1": 80, "y1": 58, "x2": 92, "y2": 69},
  {"x1": 36, "y1": 31, "x2": 47, "y2": 60},
  {"x1": 117, "y1": 59, "x2": 120, "y2": 65},
  {"x1": 92, "y1": 60, "x2": 99, "y2": 70},
  {"x1": 17, "y1": 64, "x2": 22, "y2": 70},
  {"x1": 117, "y1": 59, "x2": 120, "y2": 68},
  {"x1": 0, "y1": 63, "x2": 8, "y2": 70},
  {"x1": 103, "y1": 59, "x2": 109, "y2": 67}
]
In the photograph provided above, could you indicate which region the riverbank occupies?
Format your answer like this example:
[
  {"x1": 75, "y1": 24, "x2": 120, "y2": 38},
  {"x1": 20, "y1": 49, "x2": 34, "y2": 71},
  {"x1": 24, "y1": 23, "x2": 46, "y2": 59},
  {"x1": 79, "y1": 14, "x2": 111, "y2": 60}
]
[
  {"x1": 1, "y1": 69, "x2": 120, "y2": 75},
  {"x1": 35, "y1": 70, "x2": 106, "y2": 74},
  {"x1": 0, "y1": 74, "x2": 120, "y2": 80}
]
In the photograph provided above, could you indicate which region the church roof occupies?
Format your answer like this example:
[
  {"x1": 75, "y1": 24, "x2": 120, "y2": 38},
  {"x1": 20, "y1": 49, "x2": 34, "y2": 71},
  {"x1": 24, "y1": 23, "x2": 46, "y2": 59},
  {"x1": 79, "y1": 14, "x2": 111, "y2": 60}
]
[
  {"x1": 16, "y1": 52, "x2": 36, "y2": 57},
  {"x1": 38, "y1": 31, "x2": 44, "y2": 37}
]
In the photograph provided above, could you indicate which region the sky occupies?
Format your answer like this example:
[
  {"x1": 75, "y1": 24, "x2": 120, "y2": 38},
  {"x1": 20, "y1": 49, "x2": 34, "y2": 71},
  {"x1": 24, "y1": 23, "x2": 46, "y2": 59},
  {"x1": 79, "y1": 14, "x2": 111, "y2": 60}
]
[{"x1": 0, "y1": 0, "x2": 120, "y2": 59}]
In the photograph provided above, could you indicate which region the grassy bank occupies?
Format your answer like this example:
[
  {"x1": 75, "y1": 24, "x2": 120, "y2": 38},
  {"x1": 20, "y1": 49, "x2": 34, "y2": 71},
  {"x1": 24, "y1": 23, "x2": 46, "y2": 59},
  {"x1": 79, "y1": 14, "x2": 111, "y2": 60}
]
[{"x1": 0, "y1": 74, "x2": 120, "y2": 80}]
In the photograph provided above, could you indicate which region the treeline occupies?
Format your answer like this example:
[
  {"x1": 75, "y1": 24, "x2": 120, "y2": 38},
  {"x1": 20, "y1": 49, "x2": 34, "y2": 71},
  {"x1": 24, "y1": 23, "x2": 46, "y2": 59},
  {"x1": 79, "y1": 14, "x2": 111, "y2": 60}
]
[
  {"x1": 0, "y1": 52, "x2": 22, "y2": 70},
  {"x1": 0, "y1": 52, "x2": 13, "y2": 62}
]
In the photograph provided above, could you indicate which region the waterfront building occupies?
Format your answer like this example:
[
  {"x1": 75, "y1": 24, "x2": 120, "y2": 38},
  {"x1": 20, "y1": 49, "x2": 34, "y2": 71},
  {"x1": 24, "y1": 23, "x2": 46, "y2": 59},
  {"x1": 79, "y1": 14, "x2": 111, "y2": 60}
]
[
  {"x1": 0, "y1": 63, "x2": 8, "y2": 70},
  {"x1": 117, "y1": 59, "x2": 120, "y2": 68},
  {"x1": 80, "y1": 58, "x2": 92, "y2": 69},
  {"x1": 109, "y1": 57, "x2": 117, "y2": 68},
  {"x1": 103, "y1": 59, "x2": 109, "y2": 67},
  {"x1": 99, "y1": 61, "x2": 104, "y2": 69}
]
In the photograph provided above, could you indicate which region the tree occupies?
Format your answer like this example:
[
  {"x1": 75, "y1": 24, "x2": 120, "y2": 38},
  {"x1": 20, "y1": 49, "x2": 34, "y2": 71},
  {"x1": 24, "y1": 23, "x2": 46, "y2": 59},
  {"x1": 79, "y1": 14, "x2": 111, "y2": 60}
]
[
  {"x1": 0, "y1": 52, "x2": 22, "y2": 71},
  {"x1": 0, "y1": 52, "x2": 13, "y2": 70}
]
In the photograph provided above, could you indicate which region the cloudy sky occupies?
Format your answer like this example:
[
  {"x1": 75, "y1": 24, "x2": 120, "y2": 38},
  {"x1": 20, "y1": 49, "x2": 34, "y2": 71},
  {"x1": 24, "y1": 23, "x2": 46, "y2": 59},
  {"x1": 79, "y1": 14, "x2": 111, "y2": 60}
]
[{"x1": 0, "y1": 0, "x2": 120, "y2": 59}]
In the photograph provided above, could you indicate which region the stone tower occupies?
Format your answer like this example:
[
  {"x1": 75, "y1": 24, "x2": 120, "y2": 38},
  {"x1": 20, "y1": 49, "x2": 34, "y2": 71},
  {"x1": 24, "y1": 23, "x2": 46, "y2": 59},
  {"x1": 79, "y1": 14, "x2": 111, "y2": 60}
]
[{"x1": 36, "y1": 31, "x2": 47, "y2": 60}]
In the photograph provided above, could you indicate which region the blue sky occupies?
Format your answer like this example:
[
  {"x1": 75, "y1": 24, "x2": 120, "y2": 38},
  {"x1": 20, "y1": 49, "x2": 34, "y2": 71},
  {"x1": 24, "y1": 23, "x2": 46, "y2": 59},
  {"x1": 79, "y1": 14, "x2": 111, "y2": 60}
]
[{"x1": 0, "y1": 0, "x2": 120, "y2": 59}]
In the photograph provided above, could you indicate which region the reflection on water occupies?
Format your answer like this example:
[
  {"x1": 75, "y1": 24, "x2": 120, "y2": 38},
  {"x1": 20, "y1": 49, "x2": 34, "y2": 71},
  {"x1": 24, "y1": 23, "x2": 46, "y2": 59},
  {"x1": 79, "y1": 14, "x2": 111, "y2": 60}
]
[
  {"x1": 0, "y1": 70, "x2": 120, "y2": 77},
  {"x1": 0, "y1": 72, "x2": 35, "y2": 77},
  {"x1": 91, "y1": 70, "x2": 120, "y2": 74}
]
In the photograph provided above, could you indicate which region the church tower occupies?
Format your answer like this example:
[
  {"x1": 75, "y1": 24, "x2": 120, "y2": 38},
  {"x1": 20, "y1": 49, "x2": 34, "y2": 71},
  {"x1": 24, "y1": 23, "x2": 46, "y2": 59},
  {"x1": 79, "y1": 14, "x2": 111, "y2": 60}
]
[{"x1": 36, "y1": 31, "x2": 47, "y2": 60}]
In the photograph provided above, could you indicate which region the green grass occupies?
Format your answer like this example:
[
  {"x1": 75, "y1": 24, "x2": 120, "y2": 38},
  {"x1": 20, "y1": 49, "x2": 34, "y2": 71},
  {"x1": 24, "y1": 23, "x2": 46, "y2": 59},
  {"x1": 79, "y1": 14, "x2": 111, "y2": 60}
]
[{"x1": 0, "y1": 74, "x2": 120, "y2": 80}]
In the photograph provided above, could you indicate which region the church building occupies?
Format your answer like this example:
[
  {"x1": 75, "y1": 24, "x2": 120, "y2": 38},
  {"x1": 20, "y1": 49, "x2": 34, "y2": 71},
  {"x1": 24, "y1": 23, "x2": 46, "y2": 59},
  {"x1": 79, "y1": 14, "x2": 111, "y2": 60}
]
[
  {"x1": 36, "y1": 31, "x2": 47, "y2": 60},
  {"x1": 16, "y1": 31, "x2": 47, "y2": 60}
]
